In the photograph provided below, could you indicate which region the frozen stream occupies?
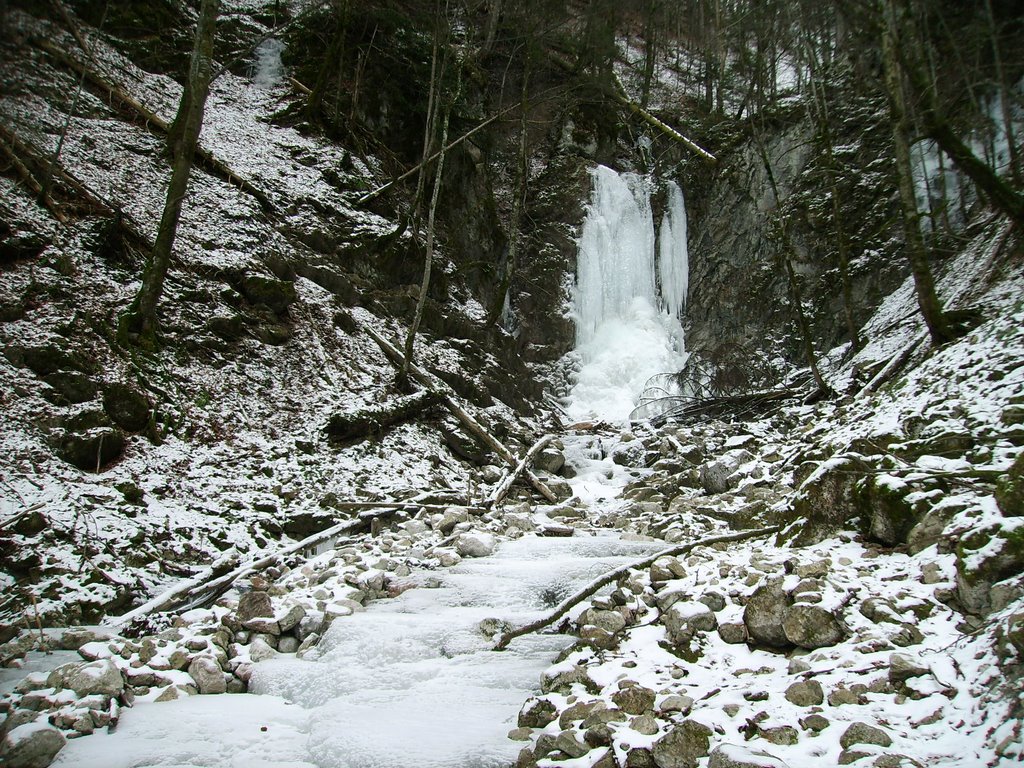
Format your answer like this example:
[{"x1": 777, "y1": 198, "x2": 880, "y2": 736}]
[{"x1": 55, "y1": 532, "x2": 663, "y2": 768}]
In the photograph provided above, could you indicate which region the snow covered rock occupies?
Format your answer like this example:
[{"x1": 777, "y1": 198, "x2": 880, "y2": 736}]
[
  {"x1": 783, "y1": 679, "x2": 823, "y2": 707},
  {"x1": 236, "y1": 591, "x2": 274, "y2": 624},
  {"x1": 839, "y1": 722, "x2": 892, "y2": 749},
  {"x1": 456, "y1": 532, "x2": 496, "y2": 558},
  {"x1": 517, "y1": 697, "x2": 557, "y2": 728},
  {"x1": 610, "y1": 683, "x2": 655, "y2": 715},
  {"x1": 782, "y1": 604, "x2": 845, "y2": 649},
  {"x1": 700, "y1": 450, "x2": 754, "y2": 494},
  {"x1": 743, "y1": 580, "x2": 790, "y2": 648},
  {"x1": 708, "y1": 743, "x2": 789, "y2": 768},
  {"x1": 888, "y1": 653, "x2": 929, "y2": 684},
  {"x1": 1, "y1": 722, "x2": 66, "y2": 768},
  {"x1": 663, "y1": 602, "x2": 718, "y2": 644},
  {"x1": 188, "y1": 656, "x2": 227, "y2": 694},
  {"x1": 651, "y1": 719, "x2": 712, "y2": 768},
  {"x1": 48, "y1": 659, "x2": 124, "y2": 697}
]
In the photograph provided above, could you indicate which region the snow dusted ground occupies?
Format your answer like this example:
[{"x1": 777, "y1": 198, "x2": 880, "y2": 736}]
[{"x1": 1, "y1": 3, "x2": 1023, "y2": 768}]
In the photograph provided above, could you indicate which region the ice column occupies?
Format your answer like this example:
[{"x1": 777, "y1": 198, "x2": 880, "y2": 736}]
[{"x1": 566, "y1": 166, "x2": 689, "y2": 423}]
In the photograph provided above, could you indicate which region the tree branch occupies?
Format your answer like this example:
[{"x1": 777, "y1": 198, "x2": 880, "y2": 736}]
[{"x1": 493, "y1": 525, "x2": 782, "y2": 650}]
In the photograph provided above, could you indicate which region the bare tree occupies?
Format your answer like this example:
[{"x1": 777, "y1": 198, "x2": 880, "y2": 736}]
[
  {"x1": 879, "y1": 0, "x2": 952, "y2": 346},
  {"x1": 122, "y1": 0, "x2": 219, "y2": 347}
]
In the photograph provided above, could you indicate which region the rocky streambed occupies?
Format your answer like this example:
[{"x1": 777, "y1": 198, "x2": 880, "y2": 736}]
[{"x1": 2, "y1": 404, "x2": 1023, "y2": 767}]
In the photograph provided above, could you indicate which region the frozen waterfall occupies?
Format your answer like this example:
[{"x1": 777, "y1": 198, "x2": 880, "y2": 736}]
[{"x1": 565, "y1": 166, "x2": 689, "y2": 424}]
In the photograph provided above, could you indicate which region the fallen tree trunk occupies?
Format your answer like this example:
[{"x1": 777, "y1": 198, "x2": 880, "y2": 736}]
[
  {"x1": 488, "y1": 433, "x2": 556, "y2": 507},
  {"x1": 363, "y1": 325, "x2": 558, "y2": 503},
  {"x1": 114, "y1": 509, "x2": 395, "y2": 625},
  {"x1": 493, "y1": 525, "x2": 782, "y2": 650},
  {"x1": 325, "y1": 390, "x2": 441, "y2": 443},
  {"x1": 612, "y1": 75, "x2": 717, "y2": 165}
]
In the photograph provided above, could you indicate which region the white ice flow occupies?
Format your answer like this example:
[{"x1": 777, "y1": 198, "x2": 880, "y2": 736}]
[
  {"x1": 566, "y1": 166, "x2": 689, "y2": 424},
  {"x1": 54, "y1": 535, "x2": 662, "y2": 768}
]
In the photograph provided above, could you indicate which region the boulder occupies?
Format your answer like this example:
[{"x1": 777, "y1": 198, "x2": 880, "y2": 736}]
[
  {"x1": 995, "y1": 453, "x2": 1024, "y2": 517},
  {"x1": 240, "y1": 274, "x2": 296, "y2": 314},
  {"x1": 708, "y1": 744, "x2": 789, "y2": 768},
  {"x1": 839, "y1": 722, "x2": 892, "y2": 750},
  {"x1": 1, "y1": 722, "x2": 66, "y2": 768},
  {"x1": 49, "y1": 658, "x2": 123, "y2": 697},
  {"x1": 664, "y1": 602, "x2": 718, "y2": 644},
  {"x1": 784, "y1": 679, "x2": 824, "y2": 707},
  {"x1": 518, "y1": 697, "x2": 557, "y2": 728},
  {"x1": 955, "y1": 521, "x2": 1024, "y2": 613},
  {"x1": 651, "y1": 719, "x2": 712, "y2": 768},
  {"x1": 456, "y1": 532, "x2": 496, "y2": 558},
  {"x1": 785, "y1": 457, "x2": 867, "y2": 546},
  {"x1": 782, "y1": 604, "x2": 844, "y2": 648},
  {"x1": 700, "y1": 450, "x2": 753, "y2": 494},
  {"x1": 611, "y1": 684, "x2": 656, "y2": 715},
  {"x1": 102, "y1": 383, "x2": 152, "y2": 432},
  {"x1": 536, "y1": 448, "x2": 566, "y2": 474},
  {"x1": 237, "y1": 591, "x2": 274, "y2": 623},
  {"x1": 188, "y1": 656, "x2": 227, "y2": 694},
  {"x1": 743, "y1": 580, "x2": 790, "y2": 648},
  {"x1": 42, "y1": 372, "x2": 97, "y2": 405},
  {"x1": 888, "y1": 653, "x2": 929, "y2": 684}
]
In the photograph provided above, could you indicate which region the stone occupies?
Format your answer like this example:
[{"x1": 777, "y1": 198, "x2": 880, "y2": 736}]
[
  {"x1": 699, "y1": 592, "x2": 727, "y2": 612},
  {"x1": 632, "y1": 714, "x2": 660, "y2": 735},
  {"x1": 718, "y1": 622, "x2": 747, "y2": 644},
  {"x1": 243, "y1": 617, "x2": 281, "y2": 635},
  {"x1": 664, "y1": 602, "x2": 718, "y2": 643},
  {"x1": 995, "y1": 453, "x2": 1024, "y2": 517},
  {"x1": 627, "y1": 747, "x2": 657, "y2": 767},
  {"x1": 551, "y1": 730, "x2": 588, "y2": 759},
  {"x1": 508, "y1": 727, "x2": 532, "y2": 741},
  {"x1": 888, "y1": 653, "x2": 929, "y2": 684},
  {"x1": 873, "y1": 755, "x2": 924, "y2": 767},
  {"x1": 248, "y1": 637, "x2": 278, "y2": 663},
  {"x1": 240, "y1": 274, "x2": 296, "y2": 314},
  {"x1": 784, "y1": 679, "x2": 824, "y2": 706},
  {"x1": 277, "y1": 636, "x2": 300, "y2": 653},
  {"x1": 955, "y1": 523, "x2": 1024, "y2": 613},
  {"x1": 581, "y1": 608, "x2": 627, "y2": 633},
  {"x1": 237, "y1": 591, "x2": 274, "y2": 624},
  {"x1": 743, "y1": 580, "x2": 790, "y2": 648},
  {"x1": 759, "y1": 726, "x2": 799, "y2": 746},
  {"x1": 437, "y1": 508, "x2": 470, "y2": 534},
  {"x1": 700, "y1": 450, "x2": 754, "y2": 494},
  {"x1": 536, "y1": 448, "x2": 566, "y2": 475},
  {"x1": 782, "y1": 604, "x2": 844, "y2": 648},
  {"x1": 651, "y1": 719, "x2": 712, "y2": 768},
  {"x1": 102, "y1": 383, "x2": 152, "y2": 432},
  {"x1": 828, "y1": 687, "x2": 862, "y2": 707},
  {"x1": 611, "y1": 684, "x2": 656, "y2": 715},
  {"x1": 455, "y1": 532, "x2": 496, "y2": 558},
  {"x1": 907, "y1": 506, "x2": 958, "y2": 555},
  {"x1": 799, "y1": 714, "x2": 830, "y2": 732},
  {"x1": 838, "y1": 750, "x2": 873, "y2": 765},
  {"x1": 518, "y1": 697, "x2": 557, "y2": 728},
  {"x1": 658, "y1": 695, "x2": 694, "y2": 715},
  {"x1": 276, "y1": 604, "x2": 306, "y2": 633},
  {"x1": 840, "y1": 722, "x2": 893, "y2": 750},
  {"x1": 1, "y1": 722, "x2": 66, "y2": 768},
  {"x1": 708, "y1": 743, "x2": 790, "y2": 768},
  {"x1": 188, "y1": 656, "x2": 227, "y2": 694},
  {"x1": 294, "y1": 614, "x2": 321, "y2": 643},
  {"x1": 57, "y1": 659, "x2": 124, "y2": 697}
]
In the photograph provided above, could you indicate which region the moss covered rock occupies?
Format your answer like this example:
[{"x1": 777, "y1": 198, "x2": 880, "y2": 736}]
[
  {"x1": 995, "y1": 453, "x2": 1024, "y2": 517},
  {"x1": 955, "y1": 520, "x2": 1024, "y2": 613},
  {"x1": 240, "y1": 274, "x2": 296, "y2": 315},
  {"x1": 103, "y1": 383, "x2": 152, "y2": 432}
]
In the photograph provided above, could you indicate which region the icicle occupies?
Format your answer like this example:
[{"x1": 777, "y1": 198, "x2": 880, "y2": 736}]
[{"x1": 658, "y1": 180, "x2": 688, "y2": 320}]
